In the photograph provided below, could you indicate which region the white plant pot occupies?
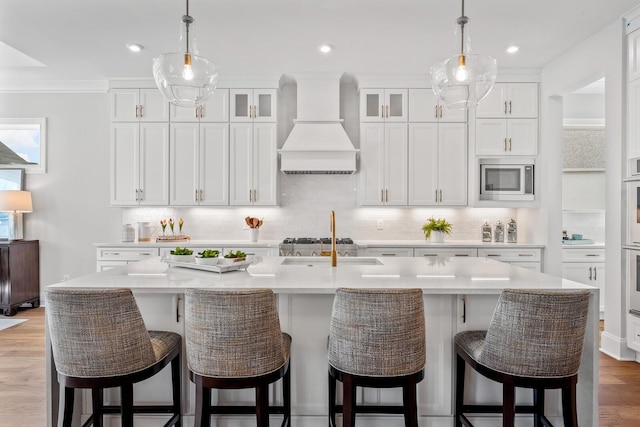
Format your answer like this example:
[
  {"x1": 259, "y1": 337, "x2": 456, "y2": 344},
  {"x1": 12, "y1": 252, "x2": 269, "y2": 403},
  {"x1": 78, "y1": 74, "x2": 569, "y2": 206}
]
[
  {"x1": 250, "y1": 228, "x2": 259, "y2": 242},
  {"x1": 430, "y1": 231, "x2": 445, "y2": 243}
]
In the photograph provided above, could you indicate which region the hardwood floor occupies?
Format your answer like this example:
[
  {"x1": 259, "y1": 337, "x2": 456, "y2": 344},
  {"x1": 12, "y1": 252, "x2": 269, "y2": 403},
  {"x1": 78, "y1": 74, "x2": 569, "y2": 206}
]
[{"x1": 1, "y1": 308, "x2": 639, "y2": 426}]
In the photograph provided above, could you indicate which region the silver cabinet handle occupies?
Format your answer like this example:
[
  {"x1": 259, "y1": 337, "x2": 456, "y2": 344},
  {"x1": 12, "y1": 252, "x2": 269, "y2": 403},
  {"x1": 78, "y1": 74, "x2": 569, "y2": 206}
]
[
  {"x1": 103, "y1": 252, "x2": 120, "y2": 256},
  {"x1": 588, "y1": 267, "x2": 593, "y2": 280},
  {"x1": 422, "y1": 254, "x2": 437, "y2": 257},
  {"x1": 386, "y1": 105, "x2": 389, "y2": 118},
  {"x1": 439, "y1": 189, "x2": 443, "y2": 202},
  {"x1": 200, "y1": 189, "x2": 203, "y2": 201},
  {"x1": 504, "y1": 101, "x2": 508, "y2": 115},
  {"x1": 454, "y1": 254, "x2": 470, "y2": 257},
  {"x1": 138, "y1": 189, "x2": 143, "y2": 201},
  {"x1": 139, "y1": 104, "x2": 143, "y2": 117},
  {"x1": 135, "y1": 189, "x2": 139, "y2": 201},
  {"x1": 486, "y1": 254, "x2": 501, "y2": 257},
  {"x1": 509, "y1": 138, "x2": 512, "y2": 151},
  {"x1": 381, "y1": 189, "x2": 384, "y2": 203},
  {"x1": 585, "y1": 254, "x2": 601, "y2": 257},
  {"x1": 381, "y1": 253, "x2": 397, "y2": 256},
  {"x1": 509, "y1": 101, "x2": 512, "y2": 114},
  {"x1": 195, "y1": 189, "x2": 199, "y2": 202},
  {"x1": 175, "y1": 294, "x2": 181, "y2": 323},
  {"x1": 253, "y1": 189, "x2": 257, "y2": 203},
  {"x1": 249, "y1": 189, "x2": 253, "y2": 203},
  {"x1": 137, "y1": 252, "x2": 153, "y2": 256},
  {"x1": 435, "y1": 105, "x2": 439, "y2": 119},
  {"x1": 594, "y1": 267, "x2": 597, "y2": 281},
  {"x1": 504, "y1": 138, "x2": 508, "y2": 152},
  {"x1": 435, "y1": 189, "x2": 438, "y2": 202},
  {"x1": 439, "y1": 105, "x2": 443, "y2": 118},
  {"x1": 385, "y1": 189, "x2": 388, "y2": 202},
  {"x1": 381, "y1": 105, "x2": 384, "y2": 118},
  {"x1": 518, "y1": 253, "x2": 534, "y2": 257},
  {"x1": 135, "y1": 105, "x2": 139, "y2": 118}
]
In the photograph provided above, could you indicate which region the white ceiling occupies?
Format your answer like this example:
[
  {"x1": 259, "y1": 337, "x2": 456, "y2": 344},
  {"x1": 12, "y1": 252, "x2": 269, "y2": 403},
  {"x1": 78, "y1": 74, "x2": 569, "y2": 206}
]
[{"x1": 0, "y1": 0, "x2": 638, "y2": 82}]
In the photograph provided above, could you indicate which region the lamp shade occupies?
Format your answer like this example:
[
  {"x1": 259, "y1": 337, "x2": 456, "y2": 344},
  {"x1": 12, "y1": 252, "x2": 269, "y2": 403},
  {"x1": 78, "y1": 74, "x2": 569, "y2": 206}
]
[{"x1": 0, "y1": 190, "x2": 33, "y2": 213}]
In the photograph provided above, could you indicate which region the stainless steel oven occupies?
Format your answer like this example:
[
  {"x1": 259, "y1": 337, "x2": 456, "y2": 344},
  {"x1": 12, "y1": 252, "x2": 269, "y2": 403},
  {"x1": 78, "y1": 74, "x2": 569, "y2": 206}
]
[{"x1": 479, "y1": 159, "x2": 535, "y2": 201}]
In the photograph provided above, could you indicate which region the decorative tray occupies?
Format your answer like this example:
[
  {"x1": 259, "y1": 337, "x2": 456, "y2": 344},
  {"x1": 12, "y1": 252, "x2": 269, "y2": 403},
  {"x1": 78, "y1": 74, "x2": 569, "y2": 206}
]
[
  {"x1": 166, "y1": 259, "x2": 252, "y2": 274},
  {"x1": 156, "y1": 235, "x2": 191, "y2": 242}
]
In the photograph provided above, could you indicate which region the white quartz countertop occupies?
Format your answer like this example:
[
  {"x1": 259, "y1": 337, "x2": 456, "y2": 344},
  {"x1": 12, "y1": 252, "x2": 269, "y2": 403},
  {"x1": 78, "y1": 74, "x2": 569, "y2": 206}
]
[{"x1": 50, "y1": 256, "x2": 591, "y2": 295}]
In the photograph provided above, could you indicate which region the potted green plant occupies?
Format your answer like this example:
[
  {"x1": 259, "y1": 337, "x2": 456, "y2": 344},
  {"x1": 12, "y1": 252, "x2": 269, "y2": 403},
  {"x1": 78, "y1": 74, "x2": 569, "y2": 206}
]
[
  {"x1": 169, "y1": 247, "x2": 194, "y2": 262},
  {"x1": 422, "y1": 217, "x2": 452, "y2": 243},
  {"x1": 195, "y1": 249, "x2": 220, "y2": 265}
]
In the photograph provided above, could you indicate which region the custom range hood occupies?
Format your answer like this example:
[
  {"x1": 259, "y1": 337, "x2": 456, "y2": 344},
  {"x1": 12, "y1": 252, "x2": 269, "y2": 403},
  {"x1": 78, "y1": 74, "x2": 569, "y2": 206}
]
[{"x1": 279, "y1": 73, "x2": 358, "y2": 174}]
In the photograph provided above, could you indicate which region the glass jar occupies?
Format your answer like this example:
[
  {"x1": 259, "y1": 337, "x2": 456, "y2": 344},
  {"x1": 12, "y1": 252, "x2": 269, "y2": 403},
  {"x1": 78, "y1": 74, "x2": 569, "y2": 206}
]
[
  {"x1": 121, "y1": 224, "x2": 135, "y2": 242},
  {"x1": 507, "y1": 218, "x2": 518, "y2": 243},
  {"x1": 494, "y1": 220, "x2": 504, "y2": 243},
  {"x1": 482, "y1": 222, "x2": 492, "y2": 242}
]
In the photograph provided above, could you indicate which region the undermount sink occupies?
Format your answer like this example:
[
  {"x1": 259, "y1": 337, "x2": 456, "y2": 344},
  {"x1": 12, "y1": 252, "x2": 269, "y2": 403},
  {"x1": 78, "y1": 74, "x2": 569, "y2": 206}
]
[{"x1": 280, "y1": 257, "x2": 383, "y2": 266}]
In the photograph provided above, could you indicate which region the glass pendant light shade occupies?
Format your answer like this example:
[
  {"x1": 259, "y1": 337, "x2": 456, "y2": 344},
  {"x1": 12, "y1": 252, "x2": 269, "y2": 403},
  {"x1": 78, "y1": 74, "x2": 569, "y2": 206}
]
[
  {"x1": 430, "y1": 0, "x2": 497, "y2": 110},
  {"x1": 153, "y1": 3, "x2": 219, "y2": 108}
]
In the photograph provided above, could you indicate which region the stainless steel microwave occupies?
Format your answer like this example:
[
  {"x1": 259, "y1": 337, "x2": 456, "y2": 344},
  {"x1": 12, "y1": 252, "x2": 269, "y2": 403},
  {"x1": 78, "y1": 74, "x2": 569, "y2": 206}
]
[
  {"x1": 630, "y1": 157, "x2": 640, "y2": 176},
  {"x1": 479, "y1": 159, "x2": 535, "y2": 201}
]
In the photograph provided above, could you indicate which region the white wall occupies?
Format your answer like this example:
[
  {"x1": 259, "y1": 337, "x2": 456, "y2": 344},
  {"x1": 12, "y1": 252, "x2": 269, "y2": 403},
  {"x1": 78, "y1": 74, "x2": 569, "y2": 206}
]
[
  {"x1": 540, "y1": 19, "x2": 631, "y2": 359},
  {"x1": 0, "y1": 92, "x2": 121, "y2": 292}
]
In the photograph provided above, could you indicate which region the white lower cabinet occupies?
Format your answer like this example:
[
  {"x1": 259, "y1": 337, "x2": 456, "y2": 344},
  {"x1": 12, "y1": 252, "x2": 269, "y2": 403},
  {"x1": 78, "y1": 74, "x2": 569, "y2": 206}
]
[
  {"x1": 562, "y1": 248, "x2": 605, "y2": 317},
  {"x1": 477, "y1": 247, "x2": 542, "y2": 271},
  {"x1": 95, "y1": 247, "x2": 160, "y2": 272},
  {"x1": 360, "y1": 247, "x2": 414, "y2": 257},
  {"x1": 408, "y1": 122, "x2": 467, "y2": 205},
  {"x1": 170, "y1": 123, "x2": 229, "y2": 206},
  {"x1": 229, "y1": 123, "x2": 277, "y2": 206},
  {"x1": 415, "y1": 248, "x2": 477, "y2": 258}
]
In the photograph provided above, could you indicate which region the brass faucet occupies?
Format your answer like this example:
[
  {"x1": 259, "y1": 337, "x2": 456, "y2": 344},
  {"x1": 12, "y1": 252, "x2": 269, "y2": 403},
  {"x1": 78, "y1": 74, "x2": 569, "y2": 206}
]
[{"x1": 331, "y1": 210, "x2": 337, "y2": 267}]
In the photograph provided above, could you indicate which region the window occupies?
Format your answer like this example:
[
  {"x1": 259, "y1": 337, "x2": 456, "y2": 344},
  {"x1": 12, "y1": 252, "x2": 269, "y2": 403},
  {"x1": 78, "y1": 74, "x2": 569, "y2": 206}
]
[
  {"x1": 0, "y1": 168, "x2": 25, "y2": 239},
  {"x1": 0, "y1": 118, "x2": 47, "y2": 173}
]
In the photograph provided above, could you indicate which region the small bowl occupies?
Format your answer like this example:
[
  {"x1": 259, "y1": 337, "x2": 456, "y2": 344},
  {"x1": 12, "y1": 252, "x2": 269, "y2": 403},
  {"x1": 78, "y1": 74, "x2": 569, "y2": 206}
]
[
  {"x1": 571, "y1": 234, "x2": 583, "y2": 240},
  {"x1": 218, "y1": 257, "x2": 247, "y2": 266},
  {"x1": 170, "y1": 254, "x2": 195, "y2": 263},
  {"x1": 195, "y1": 257, "x2": 219, "y2": 266}
]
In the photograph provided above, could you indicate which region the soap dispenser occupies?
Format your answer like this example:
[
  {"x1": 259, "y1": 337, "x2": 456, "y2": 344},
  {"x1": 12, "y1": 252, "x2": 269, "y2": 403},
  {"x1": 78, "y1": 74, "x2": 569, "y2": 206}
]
[
  {"x1": 494, "y1": 220, "x2": 504, "y2": 243},
  {"x1": 482, "y1": 222, "x2": 492, "y2": 242},
  {"x1": 507, "y1": 218, "x2": 518, "y2": 243}
]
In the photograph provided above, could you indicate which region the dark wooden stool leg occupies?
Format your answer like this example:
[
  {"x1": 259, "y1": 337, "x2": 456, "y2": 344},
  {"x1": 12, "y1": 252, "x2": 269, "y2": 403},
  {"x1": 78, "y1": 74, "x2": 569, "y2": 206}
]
[
  {"x1": 194, "y1": 377, "x2": 211, "y2": 427},
  {"x1": 91, "y1": 388, "x2": 104, "y2": 427},
  {"x1": 562, "y1": 383, "x2": 578, "y2": 427},
  {"x1": 328, "y1": 371, "x2": 337, "y2": 427},
  {"x1": 502, "y1": 379, "x2": 515, "y2": 427},
  {"x1": 120, "y1": 383, "x2": 134, "y2": 427},
  {"x1": 171, "y1": 353, "x2": 182, "y2": 427},
  {"x1": 533, "y1": 388, "x2": 545, "y2": 427},
  {"x1": 402, "y1": 381, "x2": 418, "y2": 427},
  {"x1": 58, "y1": 386, "x2": 74, "y2": 427},
  {"x1": 455, "y1": 353, "x2": 465, "y2": 427},
  {"x1": 255, "y1": 383, "x2": 270, "y2": 427},
  {"x1": 343, "y1": 374, "x2": 356, "y2": 427},
  {"x1": 282, "y1": 364, "x2": 291, "y2": 427}
]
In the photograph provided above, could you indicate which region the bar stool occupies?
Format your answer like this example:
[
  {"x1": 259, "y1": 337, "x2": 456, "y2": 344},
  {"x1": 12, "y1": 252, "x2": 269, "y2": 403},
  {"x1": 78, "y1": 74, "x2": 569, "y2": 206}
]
[
  {"x1": 328, "y1": 288, "x2": 426, "y2": 427},
  {"x1": 45, "y1": 288, "x2": 182, "y2": 427},
  {"x1": 454, "y1": 289, "x2": 591, "y2": 427},
  {"x1": 184, "y1": 288, "x2": 291, "y2": 427}
]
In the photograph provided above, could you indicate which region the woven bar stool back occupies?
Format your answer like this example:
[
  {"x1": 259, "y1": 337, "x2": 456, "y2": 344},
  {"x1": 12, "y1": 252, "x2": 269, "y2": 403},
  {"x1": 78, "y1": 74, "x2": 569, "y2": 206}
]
[
  {"x1": 45, "y1": 288, "x2": 182, "y2": 427},
  {"x1": 185, "y1": 288, "x2": 291, "y2": 427},
  {"x1": 454, "y1": 289, "x2": 591, "y2": 427},
  {"x1": 328, "y1": 288, "x2": 426, "y2": 427}
]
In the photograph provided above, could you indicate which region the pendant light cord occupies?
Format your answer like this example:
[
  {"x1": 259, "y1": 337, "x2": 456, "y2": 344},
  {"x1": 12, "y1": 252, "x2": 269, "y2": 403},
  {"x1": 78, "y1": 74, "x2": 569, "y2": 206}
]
[
  {"x1": 459, "y1": 0, "x2": 465, "y2": 56},
  {"x1": 185, "y1": 0, "x2": 191, "y2": 54}
]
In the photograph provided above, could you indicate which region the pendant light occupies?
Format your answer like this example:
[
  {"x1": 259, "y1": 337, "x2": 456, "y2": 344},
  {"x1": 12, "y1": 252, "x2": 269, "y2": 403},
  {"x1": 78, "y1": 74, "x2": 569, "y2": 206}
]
[
  {"x1": 429, "y1": 0, "x2": 497, "y2": 110},
  {"x1": 153, "y1": 0, "x2": 219, "y2": 108}
]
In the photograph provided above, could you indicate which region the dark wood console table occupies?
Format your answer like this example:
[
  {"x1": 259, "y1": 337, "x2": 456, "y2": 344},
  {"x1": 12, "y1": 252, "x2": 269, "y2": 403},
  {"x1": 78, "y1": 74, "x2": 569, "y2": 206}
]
[{"x1": 0, "y1": 240, "x2": 39, "y2": 316}]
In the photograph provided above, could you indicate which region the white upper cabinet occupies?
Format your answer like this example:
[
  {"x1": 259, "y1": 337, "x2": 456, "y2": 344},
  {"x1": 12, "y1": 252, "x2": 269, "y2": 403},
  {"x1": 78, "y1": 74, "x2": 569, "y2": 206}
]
[
  {"x1": 359, "y1": 122, "x2": 408, "y2": 205},
  {"x1": 169, "y1": 89, "x2": 230, "y2": 123},
  {"x1": 408, "y1": 88, "x2": 466, "y2": 123},
  {"x1": 408, "y1": 122, "x2": 467, "y2": 206},
  {"x1": 169, "y1": 123, "x2": 229, "y2": 206},
  {"x1": 630, "y1": 28, "x2": 640, "y2": 82},
  {"x1": 476, "y1": 118, "x2": 538, "y2": 156},
  {"x1": 229, "y1": 123, "x2": 277, "y2": 206},
  {"x1": 111, "y1": 122, "x2": 169, "y2": 206},
  {"x1": 111, "y1": 88, "x2": 169, "y2": 122},
  {"x1": 230, "y1": 89, "x2": 277, "y2": 123},
  {"x1": 360, "y1": 89, "x2": 408, "y2": 122},
  {"x1": 476, "y1": 83, "x2": 538, "y2": 119}
]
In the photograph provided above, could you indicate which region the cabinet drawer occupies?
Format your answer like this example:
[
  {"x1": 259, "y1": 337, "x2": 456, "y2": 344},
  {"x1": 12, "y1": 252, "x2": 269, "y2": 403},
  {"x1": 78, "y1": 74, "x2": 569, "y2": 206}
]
[
  {"x1": 478, "y1": 248, "x2": 541, "y2": 262},
  {"x1": 363, "y1": 247, "x2": 414, "y2": 257},
  {"x1": 562, "y1": 248, "x2": 605, "y2": 262},
  {"x1": 414, "y1": 248, "x2": 477, "y2": 257},
  {"x1": 97, "y1": 247, "x2": 159, "y2": 261}
]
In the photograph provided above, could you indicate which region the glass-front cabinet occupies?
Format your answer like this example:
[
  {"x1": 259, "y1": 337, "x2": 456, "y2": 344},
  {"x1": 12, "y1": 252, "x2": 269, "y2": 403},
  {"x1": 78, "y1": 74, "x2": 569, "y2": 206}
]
[
  {"x1": 230, "y1": 89, "x2": 277, "y2": 123},
  {"x1": 359, "y1": 89, "x2": 408, "y2": 122}
]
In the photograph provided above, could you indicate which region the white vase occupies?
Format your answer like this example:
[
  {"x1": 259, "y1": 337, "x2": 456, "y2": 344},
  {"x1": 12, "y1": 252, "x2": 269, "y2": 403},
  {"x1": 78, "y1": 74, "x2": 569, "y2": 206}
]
[
  {"x1": 430, "y1": 231, "x2": 445, "y2": 243},
  {"x1": 250, "y1": 228, "x2": 259, "y2": 242}
]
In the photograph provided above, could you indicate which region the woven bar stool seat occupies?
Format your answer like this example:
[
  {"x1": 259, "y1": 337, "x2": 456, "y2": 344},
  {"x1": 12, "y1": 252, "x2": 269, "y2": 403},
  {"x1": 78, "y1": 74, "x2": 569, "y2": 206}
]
[
  {"x1": 454, "y1": 289, "x2": 591, "y2": 427},
  {"x1": 185, "y1": 288, "x2": 291, "y2": 427},
  {"x1": 45, "y1": 288, "x2": 182, "y2": 427},
  {"x1": 328, "y1": 288, "x2": 426, "y2": 427}
]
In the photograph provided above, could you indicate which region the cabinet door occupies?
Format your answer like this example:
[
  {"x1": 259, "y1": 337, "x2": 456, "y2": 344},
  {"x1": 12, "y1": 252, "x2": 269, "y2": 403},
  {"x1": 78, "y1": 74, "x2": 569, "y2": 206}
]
[
  {"x1": 507, "y1": 83, "x2": 538, "y2": 118},
  {"x1": 252, "y1": 123, "x2": 277, "y2": 205},
  {"x1": 229, "y1": 123, "x2": 254, "y2": 205},
  {"x1": 139, "y1": 89, "x2": 170, "y2": 122},
  {"x1": 475, "y1": 119, "x2": 508, "y2": 155},
  {"x1": 507, "y1": 119, "x2": 538, "y2": 155},
  {"x1": 438, "y1": 123, "x2": 467, "y2": 205},
  {"x1": 111, "y1": 89, "x2": 139, "y2": 122},
  {"x1": 359, "y1": 123, "x2": 386, "y2": 205},
  {"x1": 630, "y1": 29, "x2": 640, "y2": 82},
  {"x1": 475, "y1": 83, "x2": 508, "y2": 118},
  {"x1": 384, "y1": 89, "x2": 408, "y2": 122},
  {"x1": 629, "y1": 80, "x2": 640, "y2": 157},
  {"x1": 408, "y1": 89, "x2": 438, "y2": 122},
  {"x1": 384, "y1": 123, "x2": 408, "y2": 205},
  {"x1": 440, "y1": 103, "x2": 467, "y2": 123},
  {"x1": 169, "y1": 123, "x2": 199, "y2": 206},
  {"x1": 562, "y1": 263, "x2": 605, "y2": 314},
  {"x1": 593, "y1": 263, "x2": 605, "y2": 314},
  {"x1": 200, "y1": 89, "x2": 230, "y2": 122},
  {"x1": 139, "y1": 123, "x2": 169, "y2": 205},
  {"x1": 111, "y1": 123, "x2": 139, "y2": 205},
  {"x1": 230, "y1": 89, "x2": 253, "y2": 122},
  {"x1": 199, "y1": 123, "x2": 229, "y2": 205},
  {"x1": 169, "y1": 103, "x2": 200, "y2": 122},
  {"x1": 253, "y1": 89, "x2": 277, "y2": 123},
  {"x1": 408, "y1": 123, "x2": 438, "y2": 205},
  {"x1": 360, "y1": 89, "x2": 385, "y2": 122}
]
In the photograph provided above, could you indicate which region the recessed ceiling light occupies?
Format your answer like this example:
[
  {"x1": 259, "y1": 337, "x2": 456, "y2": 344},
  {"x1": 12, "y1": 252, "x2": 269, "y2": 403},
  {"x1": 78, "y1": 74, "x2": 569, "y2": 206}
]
[
  {"x1": 506, "y1": 45, "x2": 519, "y2": 54},
  {"x1": 127, "y1": 44, "x2": 144, "y2": 53},
  {"x1": 319, "y1": 44, "x2": 332, "y2": 54}
]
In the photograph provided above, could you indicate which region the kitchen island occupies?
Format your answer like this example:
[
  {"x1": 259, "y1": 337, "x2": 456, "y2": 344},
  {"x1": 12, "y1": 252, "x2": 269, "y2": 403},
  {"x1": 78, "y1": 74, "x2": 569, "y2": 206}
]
[{"x1": 46, "y1": 256, "x2": 598, "y2": 427}]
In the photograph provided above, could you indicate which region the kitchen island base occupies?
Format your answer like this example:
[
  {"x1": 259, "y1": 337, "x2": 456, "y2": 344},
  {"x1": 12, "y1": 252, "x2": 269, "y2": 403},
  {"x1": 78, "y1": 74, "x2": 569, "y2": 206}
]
[{"x1": 46, "y1": 257, "x2": 598, "y2": 426}]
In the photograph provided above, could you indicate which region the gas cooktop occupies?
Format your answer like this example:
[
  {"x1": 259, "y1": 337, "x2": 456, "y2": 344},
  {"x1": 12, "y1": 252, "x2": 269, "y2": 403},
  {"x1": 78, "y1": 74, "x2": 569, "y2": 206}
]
[{"x1": 279, "y1": 237, "x2": 357, "y2": 256}]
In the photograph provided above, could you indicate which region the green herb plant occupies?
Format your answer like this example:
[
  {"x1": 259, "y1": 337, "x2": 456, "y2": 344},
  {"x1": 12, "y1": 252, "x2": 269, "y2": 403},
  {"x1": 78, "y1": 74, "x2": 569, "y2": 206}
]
[
  {"x1": 170, "y1": 247, "x2": 193, "y2": 255},
  {"x1": 421, "y1": 217, "x2": 452, "y2": 238},
  {"x1": 224, "y1": 250, "x2": 246, "y2": 259},
  {"x1": 197, "y1": 249, "x2": 219, "y2": 258}
]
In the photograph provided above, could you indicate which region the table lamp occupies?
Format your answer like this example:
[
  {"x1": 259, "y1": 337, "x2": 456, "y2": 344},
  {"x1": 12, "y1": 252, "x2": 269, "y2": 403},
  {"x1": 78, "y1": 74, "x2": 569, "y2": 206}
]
[{"x1": 0, "y1": 190, "x2": 33, "y2": 240}]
